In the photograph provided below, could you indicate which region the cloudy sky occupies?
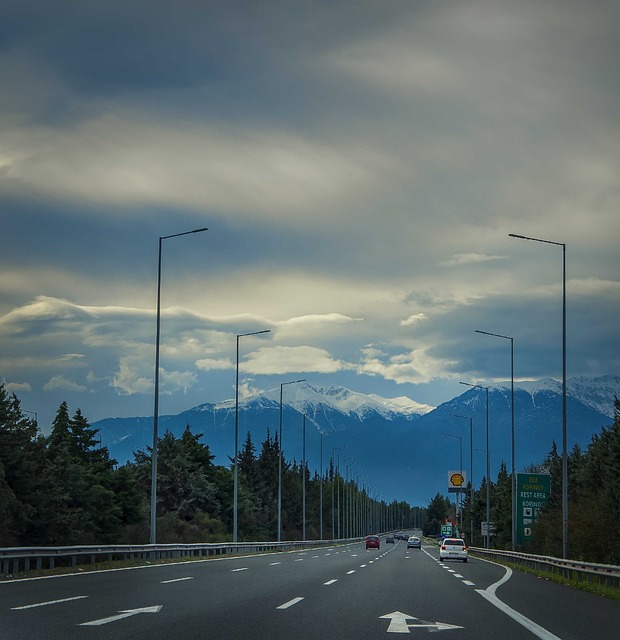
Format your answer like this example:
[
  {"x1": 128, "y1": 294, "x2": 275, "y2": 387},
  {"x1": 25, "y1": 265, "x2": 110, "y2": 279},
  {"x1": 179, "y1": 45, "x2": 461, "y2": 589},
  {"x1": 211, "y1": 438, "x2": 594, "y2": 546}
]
[{"x1": 1, "y1": 0, "x2": 618, "y2": 433}]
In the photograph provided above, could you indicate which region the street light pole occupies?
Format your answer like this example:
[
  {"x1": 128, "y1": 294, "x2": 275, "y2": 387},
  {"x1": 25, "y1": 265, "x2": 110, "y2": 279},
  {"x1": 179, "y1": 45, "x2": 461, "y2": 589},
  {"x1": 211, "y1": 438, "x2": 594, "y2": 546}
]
[
  {"x1": 460, "y1": 381, "x2": 490, "y2": 548},
  {"x1": 510, "y1": 232, "x2": 567, "y2": 558},
  {"x1": 277, "y1": 379, "x2": 305, "y2": 542},
  {"x1": 234, "y1": 329, "x2": 270, "y2": 543},
  {"x1": 476, "y1": 329, "x2": 516, "y2": 551},
  {"x1": 302, "y1": 414, "x2": 306, "y2": 542},
  {"x1": 450, "y1": 413, "x2": 473, "y2": 543},
  {"x1": 151, "y1": 226, "x2": 207, "y2": 545},
  {"x1": 442, "y1": 432, "x2": 463, "y2": 530}
]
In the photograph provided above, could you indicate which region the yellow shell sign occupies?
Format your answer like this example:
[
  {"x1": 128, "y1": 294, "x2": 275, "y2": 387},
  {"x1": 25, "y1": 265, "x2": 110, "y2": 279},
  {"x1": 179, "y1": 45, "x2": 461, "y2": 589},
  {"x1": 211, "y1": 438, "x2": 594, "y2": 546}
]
[
  {"x1": 451, "y1": 473, "x2": 465, "y2": 486},
  {"x1": 448, "y1": 470, "x2": 466, "y2": 493}
]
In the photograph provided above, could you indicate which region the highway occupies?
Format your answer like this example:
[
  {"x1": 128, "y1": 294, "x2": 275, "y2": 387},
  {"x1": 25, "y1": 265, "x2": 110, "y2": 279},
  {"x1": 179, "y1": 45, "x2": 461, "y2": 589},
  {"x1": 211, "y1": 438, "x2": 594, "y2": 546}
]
[{"x1": 1, "y1": 538, "x2": 617, "y2": 639}]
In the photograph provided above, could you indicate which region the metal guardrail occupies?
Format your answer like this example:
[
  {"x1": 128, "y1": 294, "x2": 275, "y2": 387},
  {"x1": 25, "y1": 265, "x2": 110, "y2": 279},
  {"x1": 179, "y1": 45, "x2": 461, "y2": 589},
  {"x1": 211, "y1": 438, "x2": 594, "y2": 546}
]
[
  {"x1": 0, "y1": 539, "x2": 358, "y2": 577},
  {"x1": 468, "y1": 546, "x2": 620, "y2": 589}
]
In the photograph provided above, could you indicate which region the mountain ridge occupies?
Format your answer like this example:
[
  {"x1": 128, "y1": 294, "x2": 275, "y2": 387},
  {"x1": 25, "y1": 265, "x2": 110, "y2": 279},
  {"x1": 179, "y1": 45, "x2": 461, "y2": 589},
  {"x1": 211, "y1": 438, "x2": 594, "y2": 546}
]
[{"x1": 94, "y1": 375, "x2": 619, "y2": 506}]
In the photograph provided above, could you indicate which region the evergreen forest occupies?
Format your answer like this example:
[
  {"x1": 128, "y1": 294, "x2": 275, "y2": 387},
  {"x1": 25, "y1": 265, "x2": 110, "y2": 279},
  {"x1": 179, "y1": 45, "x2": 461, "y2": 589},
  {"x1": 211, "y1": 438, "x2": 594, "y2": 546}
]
[{"x1": 1, "y1": 384, "x2": 618, "y2": 564}]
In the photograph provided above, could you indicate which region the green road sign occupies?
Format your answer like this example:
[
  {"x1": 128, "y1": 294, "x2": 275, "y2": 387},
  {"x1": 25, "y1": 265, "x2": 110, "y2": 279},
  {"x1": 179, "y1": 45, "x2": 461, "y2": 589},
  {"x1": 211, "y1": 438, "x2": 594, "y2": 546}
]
[{"x1": 516, "y1": 472, "x2": 551, "y2": 546}]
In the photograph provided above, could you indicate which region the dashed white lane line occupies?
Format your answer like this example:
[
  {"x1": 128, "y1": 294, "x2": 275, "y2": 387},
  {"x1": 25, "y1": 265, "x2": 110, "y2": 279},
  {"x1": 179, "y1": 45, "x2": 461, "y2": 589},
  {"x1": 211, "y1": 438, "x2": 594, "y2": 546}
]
[
  {"x1": 161, "y1": 577, "x2": 194, "y2": 584},
  {"x1": 269, "y1": 562, "x2": 281, "y2": 566},
  {"x1": 277, "y1": 597, "x2": 304, "y2": 609},
  {"x1": 294, "y1": 558, "x2": 304, "y2": 562},
  {"x1": 346, "y1": 570, "x2": 356, "y2": 575},
  {"x1": 11, "y1": 596, "x2": 88, "y2": 610},
  {"x1": 463, "y1": 580, "x2": 476, "y2": 586},
  {"x1": 324, "y1": 579, "x2": 338, "y2": 586},
  {"x1": 231, "y1": 568, "x2": 248, "y2": 572},
  {"x1": 360, "y1": 564, "x2": 367, "y2": 568},
  {"x1": 452, "y1": 574, "x2": 464, "y2": 578}
]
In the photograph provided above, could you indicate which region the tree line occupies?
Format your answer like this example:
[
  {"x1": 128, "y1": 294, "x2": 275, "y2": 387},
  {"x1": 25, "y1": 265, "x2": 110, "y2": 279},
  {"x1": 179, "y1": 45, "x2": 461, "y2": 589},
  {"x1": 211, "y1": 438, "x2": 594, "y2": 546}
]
[
  {"x1": 0, "y1": 384, "x2": 420, "y2": 547},
  {"x1": 2, "y1": 383, "x2": 617, "y2": 563},
  {"x1": 423, "y1": 398, "x2": 619, "y2": 564}
]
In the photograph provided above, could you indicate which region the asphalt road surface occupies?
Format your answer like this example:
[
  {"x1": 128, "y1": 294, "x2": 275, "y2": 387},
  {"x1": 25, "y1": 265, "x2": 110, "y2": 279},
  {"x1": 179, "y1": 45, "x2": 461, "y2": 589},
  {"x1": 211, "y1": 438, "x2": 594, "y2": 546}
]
[{"x1": 1, "y1": 539, "x2": 618, "y2": 639}]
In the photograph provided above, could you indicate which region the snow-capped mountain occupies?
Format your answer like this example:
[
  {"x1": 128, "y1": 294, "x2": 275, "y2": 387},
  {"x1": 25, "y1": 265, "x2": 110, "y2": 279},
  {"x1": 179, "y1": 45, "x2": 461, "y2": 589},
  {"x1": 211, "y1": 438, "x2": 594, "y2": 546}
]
[
  {"x1": 94, "y1": 376, "x2": 618, "y2": 506},
  {"x1": 497, "y1": 375, "x2": 619, "y2": 418}
]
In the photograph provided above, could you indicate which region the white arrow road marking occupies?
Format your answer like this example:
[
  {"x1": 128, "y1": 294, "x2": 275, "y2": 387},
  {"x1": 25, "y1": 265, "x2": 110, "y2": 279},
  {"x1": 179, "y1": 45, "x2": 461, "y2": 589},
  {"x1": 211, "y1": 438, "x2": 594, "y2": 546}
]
[
  {"x1": 379, "y1": 611, "x2": 463, "y2": 634},
  {"x1": 276, "y1": 597, "x2": 304, "y2": 610},
  {"x1": 161, "y1": 577, "x2": 193, "y2": 584},
  {"x1": 80, "y1": 605, "x2": 163, "y2": 626},
  {"x1": 12, "y1": 596, "x2": 88, "y2": 610}
]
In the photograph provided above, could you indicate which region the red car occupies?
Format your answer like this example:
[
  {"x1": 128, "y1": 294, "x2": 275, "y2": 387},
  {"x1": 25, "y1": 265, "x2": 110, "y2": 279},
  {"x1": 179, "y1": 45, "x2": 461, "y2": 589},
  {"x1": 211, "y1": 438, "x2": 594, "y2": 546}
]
[{"x1": 365, "y1": 534, "x2": 380, "y2": 549}]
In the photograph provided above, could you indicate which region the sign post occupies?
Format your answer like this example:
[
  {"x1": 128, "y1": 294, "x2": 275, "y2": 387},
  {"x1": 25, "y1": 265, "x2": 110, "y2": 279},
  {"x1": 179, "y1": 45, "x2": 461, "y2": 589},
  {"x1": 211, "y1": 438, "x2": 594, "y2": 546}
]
[{"x1": 516, "y1": 472, "x2": 551, "y2": 546}]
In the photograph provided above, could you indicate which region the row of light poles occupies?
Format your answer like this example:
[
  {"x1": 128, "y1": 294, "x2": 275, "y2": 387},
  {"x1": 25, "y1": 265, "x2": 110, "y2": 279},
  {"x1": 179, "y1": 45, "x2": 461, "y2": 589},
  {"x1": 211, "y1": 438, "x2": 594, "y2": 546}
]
[{"x1": 452, "y1": 232, "x2": 566, "y2": 556}]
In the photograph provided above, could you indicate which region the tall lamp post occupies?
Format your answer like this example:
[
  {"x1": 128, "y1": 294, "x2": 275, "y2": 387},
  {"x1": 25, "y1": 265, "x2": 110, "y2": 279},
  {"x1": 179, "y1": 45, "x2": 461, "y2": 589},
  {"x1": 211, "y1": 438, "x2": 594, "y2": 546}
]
[
  {"x1": 151, "y1": 226, "x2": 208, "y2": 545},
  {"x1": 302, "y1": 414, "x2": 307, "y2": 542},
  {"x1": 475, "y1": 329, "x2": 515, "y2": 550},
  {"x1": 450, "y1": 413, "x2": 473, "y2": 542},
  {"x1": 233, "y1": 329, "x2": 271, "y2": 543},
  {"x1": 510, "y1": 232, "x2": 567, "y2": 559},
  {"x1": 277, "y1": 379, "x2": 305, "y2": 542},
  {"x1": 460, "y1": 381, "x2": 490, "y2": 548},
  {"x1": 442, "y1": 432, "x2": 463, "y2": 530}
]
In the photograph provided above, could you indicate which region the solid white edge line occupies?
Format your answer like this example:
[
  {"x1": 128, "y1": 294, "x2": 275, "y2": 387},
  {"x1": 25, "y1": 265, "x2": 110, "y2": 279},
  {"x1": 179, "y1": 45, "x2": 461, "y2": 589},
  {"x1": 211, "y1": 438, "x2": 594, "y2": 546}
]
[
  {"x1": 475, "y1": 560, "x2": 562, "y2": 640},
  {"x1": 276, "y1": 597, "x2": 304, "y2": 610},
  {"x1": 476, "y1": 590, "x2": 561, "y2": 640}
]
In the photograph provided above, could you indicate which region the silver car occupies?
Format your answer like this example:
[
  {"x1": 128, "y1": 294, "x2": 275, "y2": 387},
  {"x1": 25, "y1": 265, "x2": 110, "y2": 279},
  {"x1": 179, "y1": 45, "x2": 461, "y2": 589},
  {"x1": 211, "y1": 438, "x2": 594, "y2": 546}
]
[
  {"x1": 407, "y1": 535, "x2": 421, "y2": 549},
  {"x1": 439, "y1": 537, "x2": 468, "y2": 562}
]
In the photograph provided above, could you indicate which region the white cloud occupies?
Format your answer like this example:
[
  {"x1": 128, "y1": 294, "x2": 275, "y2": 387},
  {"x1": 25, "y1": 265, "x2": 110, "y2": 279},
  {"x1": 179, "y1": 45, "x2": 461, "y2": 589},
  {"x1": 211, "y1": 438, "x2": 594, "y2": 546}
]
[
  {"x1": 43, "y1": 375, "x2": 88, "y2": 392},
  {"x1": 1, "y1": 111, "x2": 384, "y2": 223},
  {"x1": 440, "y1": 254, "x2": 507, "y2": 267},
  {"x1": 5, "y1": 381, "x2": 32, "y2": 393},
  {"x1": 357, "y1": 348, "x2": 459, "y2": 385},
  {"x1": 242, "y1": 346, "x2": 350, "y2": 375},
  {"x1": 237, "y1": 382, "x2": 264, "y2": 401},
  {"x1": 195, "y1": 357, "x2": 233, "y2": 371},
  {"x1": 111, "y1": 357, "x2": 153, "y2": 396},
  {"x1": 400, "y1": 313, "x2": 427, "y2": 327}
]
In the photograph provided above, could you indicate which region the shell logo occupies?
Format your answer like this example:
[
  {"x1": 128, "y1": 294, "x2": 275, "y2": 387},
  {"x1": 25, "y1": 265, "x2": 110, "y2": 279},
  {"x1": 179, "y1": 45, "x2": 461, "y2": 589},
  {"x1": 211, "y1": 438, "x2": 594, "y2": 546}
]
[{"x1": 450, "y1": 473, "x2": 465, "y2": 487}]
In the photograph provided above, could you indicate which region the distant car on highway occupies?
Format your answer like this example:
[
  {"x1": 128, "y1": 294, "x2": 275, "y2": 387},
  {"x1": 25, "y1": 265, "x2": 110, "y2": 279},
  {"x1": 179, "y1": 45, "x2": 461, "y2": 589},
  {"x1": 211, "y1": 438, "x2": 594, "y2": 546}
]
[
  {"x1": 439, "y1": 537, "x2": 468, "y2": 562},
  {"x1": 365, "y1": 535, "x2": 380, "y2": 549},
  {"x1": 407, "y1": 536, "x2": 421, "y2": 549},
  {"x1": 386, "y1": 535, "x2": 395, "y2": 543}
]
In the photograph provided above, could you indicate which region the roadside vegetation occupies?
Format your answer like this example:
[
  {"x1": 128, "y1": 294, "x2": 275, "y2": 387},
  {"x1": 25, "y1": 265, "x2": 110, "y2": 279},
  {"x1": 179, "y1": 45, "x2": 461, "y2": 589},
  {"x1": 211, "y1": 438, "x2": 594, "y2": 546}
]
[
  {"x1": 1, "y1": 384, "x2": 618, "y2": 567},
  {"x1": 0, "y1": 384, "x2": 419, "y2": 547}
]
